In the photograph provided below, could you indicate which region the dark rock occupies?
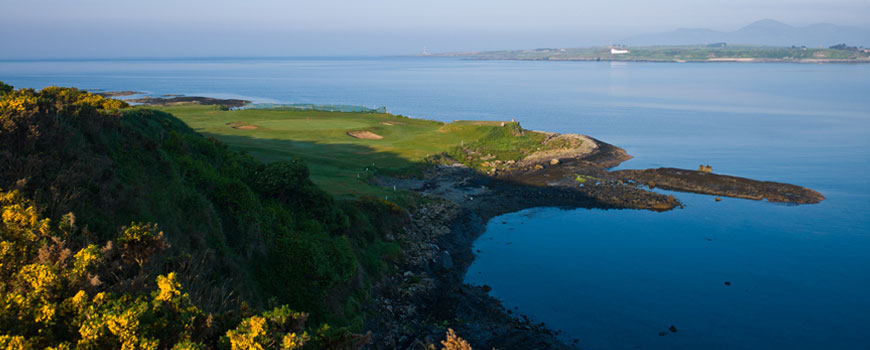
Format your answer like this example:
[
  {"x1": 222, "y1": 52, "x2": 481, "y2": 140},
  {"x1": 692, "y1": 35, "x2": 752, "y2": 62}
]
[
  {"x1": 437, "y1": 251, "x2": 454, "y2": 270},
  {"x1": 89, "y1": 90, "x2": 143, "y2": 97},
  {"x1": 128, "y1": 96, "x2": 249, "y2": 108},
  {"x1": 613, "y1": 167, "x2": 824, "y2": 204}
]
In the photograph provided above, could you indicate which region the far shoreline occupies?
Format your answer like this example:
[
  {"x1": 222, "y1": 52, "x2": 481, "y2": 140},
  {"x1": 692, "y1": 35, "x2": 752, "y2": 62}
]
[
  {"x1": 429, "y1": 44, "x2": 870, "y2": 64},
  {"x1": 452, "y1": 57, "x2": 870, "y2": 64}
]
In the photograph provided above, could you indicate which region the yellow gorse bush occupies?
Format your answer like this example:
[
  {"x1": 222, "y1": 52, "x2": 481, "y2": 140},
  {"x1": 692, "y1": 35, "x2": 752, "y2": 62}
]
[
  {"x1": 226, "y1": 306, "x2": 310, "y2": 350},
  {"x1": 0, "y1": 335, "x2": 33, "y2": 350},
  {"x1": 19, "y1": 263, "x2": 58, "y2": 294},
  {"x1": 0, "y1": 94, "x2": 38, "y2": 113},
  {"x1": 1, "y1": 189, "x2": 51, "y2": 281},
  {"x1": 0, "y1": 188, "x2": 330, "y2": 349},
  {"x1": 0, "y1": 188, "x2": 197, "y2": 348},
  {"x1": 39, "y1": 86, "x2": 129, "y2": 110},
  {"x1": 156, "y1": 272, "x2": 184, "y2": 303},
  {"x1": 69, "y1": 245, "x2": 102, "y2": 279},
  {"x1": 0, "y1": 86, "x2": 128, "y2": 114}
]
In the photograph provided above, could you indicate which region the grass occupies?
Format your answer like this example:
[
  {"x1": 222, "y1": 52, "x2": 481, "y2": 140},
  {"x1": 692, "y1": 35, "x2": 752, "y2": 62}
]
[
  {"x1": 444, "y1": 122, "x2": 547, "y2": 168},
  {"x1": 152, "y1": 105, "x2": 539, "y2": 199}
]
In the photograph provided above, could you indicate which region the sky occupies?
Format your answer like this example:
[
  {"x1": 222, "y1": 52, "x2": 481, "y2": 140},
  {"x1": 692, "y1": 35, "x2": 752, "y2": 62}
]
[{"x1": 0, "y1": 0, "x2": 868, "y2": 58}]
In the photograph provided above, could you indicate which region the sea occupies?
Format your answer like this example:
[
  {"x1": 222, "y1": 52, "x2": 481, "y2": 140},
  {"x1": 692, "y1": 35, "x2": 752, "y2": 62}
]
[{"x1": 2, "y1": 57, "x2": 868, "y2": 349}]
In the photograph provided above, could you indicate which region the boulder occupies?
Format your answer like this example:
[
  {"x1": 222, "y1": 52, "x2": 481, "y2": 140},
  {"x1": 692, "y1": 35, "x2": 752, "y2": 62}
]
[{"x1": 437, "y1": 251, "x2": 453, "y2": 270}]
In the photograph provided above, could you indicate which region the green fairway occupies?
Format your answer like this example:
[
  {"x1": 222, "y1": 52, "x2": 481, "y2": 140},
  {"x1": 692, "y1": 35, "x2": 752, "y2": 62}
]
[{"x1": 153, "y1": 105, "x2": 528, "y2": 199}]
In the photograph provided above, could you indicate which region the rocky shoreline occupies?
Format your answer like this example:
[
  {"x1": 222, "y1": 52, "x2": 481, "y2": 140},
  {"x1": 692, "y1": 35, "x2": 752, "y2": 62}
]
[
  {"x1": 120, "y1": 95, "x2": 824, "y2": 348},
  {"x1": 364, "y1": 135, "x2": 823, "y2": 349},
  {"x1": 364, "y1": 140, "x2": 676, "y2": 349},
  {"x1": 365, "y1": 178, "x2": 582, "y2": 350},
  {"x1": 612, "y1": 167, "x2": 825, "y2": 204},
  {"x1": 127, "y1": 95, "x2": 250, "y2": 108}
]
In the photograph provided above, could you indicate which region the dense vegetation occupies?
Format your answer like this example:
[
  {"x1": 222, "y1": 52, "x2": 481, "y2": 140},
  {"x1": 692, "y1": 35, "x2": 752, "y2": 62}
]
[
  {"x1": 0, "y1": 191, "x2": 333, "y2": 349},
  {"x1": 0, "y1": 84, "x2": 413, "y2": 348}
]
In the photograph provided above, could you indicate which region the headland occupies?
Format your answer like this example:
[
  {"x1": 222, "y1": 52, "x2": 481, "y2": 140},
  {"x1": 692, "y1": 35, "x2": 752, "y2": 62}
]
[{"x1": 128, "y1": 95, "x2": 823, "y2": 348}]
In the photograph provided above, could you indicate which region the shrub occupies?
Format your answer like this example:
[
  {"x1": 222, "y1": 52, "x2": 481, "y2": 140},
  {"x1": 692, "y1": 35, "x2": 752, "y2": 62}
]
[
  {"x1": 439, "y1": 329, "x2": 472, "y2": 350},
  {"x1": 0, "y1": 81, "x2": 12, "y2": 96},
  {"x1": 226, "y1": 306, "x2": 310, "y2": 350}
]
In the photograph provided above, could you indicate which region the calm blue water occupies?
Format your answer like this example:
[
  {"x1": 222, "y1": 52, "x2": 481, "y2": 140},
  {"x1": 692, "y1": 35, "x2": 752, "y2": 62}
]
[{"x1": 2, "y1": 57, "x2": 869, "y2": 349}]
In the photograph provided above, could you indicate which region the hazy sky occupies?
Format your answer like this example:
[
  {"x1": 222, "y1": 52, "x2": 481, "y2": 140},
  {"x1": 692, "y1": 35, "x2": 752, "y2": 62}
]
[{"x1": 1, "y1": 0, "x2": 868, "y2": 58}]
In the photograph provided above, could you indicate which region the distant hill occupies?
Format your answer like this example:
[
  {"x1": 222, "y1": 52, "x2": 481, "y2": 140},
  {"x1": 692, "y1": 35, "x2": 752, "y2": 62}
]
[{"x1": 626, "y1": 19, "x2": 870, "y2": 47}]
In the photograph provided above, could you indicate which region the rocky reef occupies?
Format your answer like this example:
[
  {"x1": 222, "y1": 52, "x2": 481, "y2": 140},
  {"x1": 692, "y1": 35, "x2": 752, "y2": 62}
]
[
  {"x1": 128, "y1": 96, "x2": 250, "y2": 108},
  {"x1": 477, "y1": 132, "x2": 823, "y2": 206},
  {"x1": 368, "y1": 131, "x2": 823, "y2": 349},
  {"x1": 612, "y1": 167, "x2": 825, "y2": 204}
]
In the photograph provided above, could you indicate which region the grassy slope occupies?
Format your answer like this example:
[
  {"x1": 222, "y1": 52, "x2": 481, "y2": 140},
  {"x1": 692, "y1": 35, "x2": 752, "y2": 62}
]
[
  {"x1": 0, "y1": 87, "x2": 417, "y2": 335},
  {"x1": 156, "y1": 105, "x2": 537, "y2": 199},
  {"x1": 0, "y1": 85, "x2": 508, "y2": 348}
]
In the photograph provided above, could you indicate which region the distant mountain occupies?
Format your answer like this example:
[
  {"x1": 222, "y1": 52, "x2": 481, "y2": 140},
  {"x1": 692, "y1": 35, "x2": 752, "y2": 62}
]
[{"x1": 626, "y1": 19, "x2": 870, "y2": 47}]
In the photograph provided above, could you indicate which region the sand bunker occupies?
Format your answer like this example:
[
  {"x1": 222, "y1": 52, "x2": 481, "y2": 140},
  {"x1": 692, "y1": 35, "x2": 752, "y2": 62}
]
[
  {"x1": 347, "y1": 131, "x2": 383, "y2": 140},
  {"x1": 227, "y1": 121, "x2": 258, "y2": 130}
]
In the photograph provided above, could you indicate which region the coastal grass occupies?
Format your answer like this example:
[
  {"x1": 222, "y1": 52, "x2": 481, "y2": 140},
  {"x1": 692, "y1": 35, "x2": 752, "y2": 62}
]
[{"x1": 153, "y1": 105, "x2": 533, "y2": 199}]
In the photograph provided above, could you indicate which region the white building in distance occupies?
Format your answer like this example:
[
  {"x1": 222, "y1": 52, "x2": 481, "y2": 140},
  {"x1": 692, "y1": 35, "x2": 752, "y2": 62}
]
[{"x1": 611, "y1": 47, "x2": 630, "y2": 54}]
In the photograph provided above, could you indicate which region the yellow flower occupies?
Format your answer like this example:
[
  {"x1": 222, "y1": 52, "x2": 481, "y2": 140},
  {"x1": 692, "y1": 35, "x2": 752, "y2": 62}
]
[
  {"x1": 281, "y1": 332, "x2": 309, "y2": 350},
  {"x1": 227, "y1": 316, "x2": 267, "y2": 350},
  {"x1": 70, "y1": 245, "x2": 102, "y2": 277},
  {"x1": 0, "y1": 95, "x2": 37, "y2": 112},
  {"x1": 155, "y1": 273, "x2": 182, "y2": 303},
  {"x1": 36, "y1": 303, "x2": 56, "y2": 323},
  {"x1": 19, "y1": 264, "x2": 57, "y2": 294},
  {"x1": 0, "y1": 335, "x2": 33, "y2": 350}
]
